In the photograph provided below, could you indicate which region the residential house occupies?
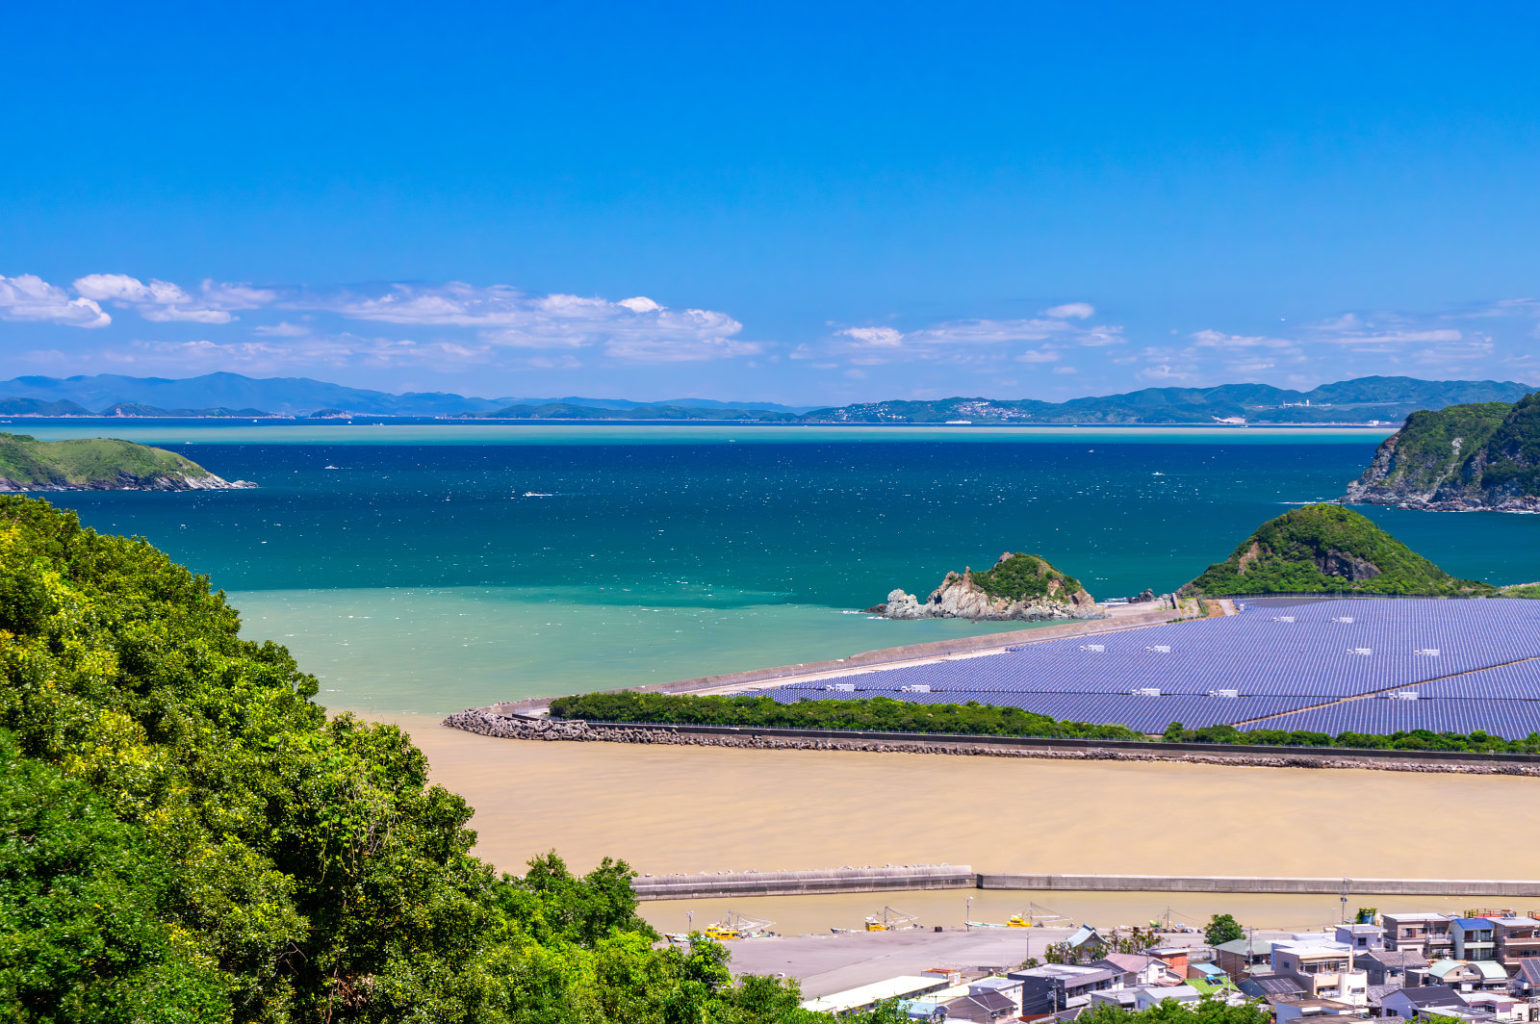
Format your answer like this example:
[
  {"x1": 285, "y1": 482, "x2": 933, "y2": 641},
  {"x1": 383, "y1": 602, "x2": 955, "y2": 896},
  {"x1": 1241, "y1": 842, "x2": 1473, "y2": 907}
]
[
  {"x1": 1269, "y1": 995, "x2": 1368, "y2": 1024},
  {"x1": 1009, "y1": 964, "x2": 1123, "y2": 1016},
  {"x1": 1065, "y1": 924, "x2": 1107, "y2": 957},
  {"x1": 1412, "y1": 959, "x2": 1508, "y2": 993},
  {"x1": 1383, "y1": 915, "x2": 1455, "y2": 959},
  {"x1": 943, "y1": 989, "x2": 1017, "y2": 1023},
  {"x1": 897, "y1": 1000, "x2": 947, "y2": 1023},
  {"x1": 1337, "y1": 924, "x2": 1387, "y2": 953},
  {"x1": 1462, "y1": 993, "x2": 1529, "y2": 1023},
  {"x1": 1216, "y1": 937, "x2": 1276, "y2": 980},
  {"x1": 1089, "y1": 953, "x2": 1184, "y2": 988},
  {"x1": 1454, "y1": 919, "x2": 1499, "y2": 963},
  {"x1": 1239, "y1": 974, "x2": 1309, "y2": 1001},
  {"x1": 1508, "y1": 960, "x2": 1540, "y2": 998},
  {"x1": 1495, "y1": 918, "x2": 1540, "y2": 973},
  {"x1": 1359, "y1": 951, "x2": 1430, "y2": 987},
  {"x1": 1381, "y1": 985, "x2": 1468, "y2": 1020},
  {"x1": 1189, "y1": 963, "x2": 1231, "y2": 987},
  {"x1": 1148, "y1": 946, "x2": 1193, "y2": 978},
  {"x1": 1132, "y1": 984, "x2": 1202, "y2": 1010},
  {"x1": 1273, "y1": 941, "x2": 1370, "y2": 1007}
]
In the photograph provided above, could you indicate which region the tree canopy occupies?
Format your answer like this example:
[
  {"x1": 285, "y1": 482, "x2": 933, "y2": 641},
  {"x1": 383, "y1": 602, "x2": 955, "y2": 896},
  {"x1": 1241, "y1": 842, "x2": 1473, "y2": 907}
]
[{"x1": 0, "y1": 495, "x2": 853, "y2": 1023}]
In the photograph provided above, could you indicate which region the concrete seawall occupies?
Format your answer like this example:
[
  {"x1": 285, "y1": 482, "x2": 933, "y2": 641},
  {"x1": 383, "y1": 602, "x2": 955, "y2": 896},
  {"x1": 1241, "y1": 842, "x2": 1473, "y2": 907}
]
[
  {"x1": 634, "y1": 869, "x2": 1540, "y2": 900},
  {"x1": 634, "y1": 865, "x2": 976, "y2": 900},
  {"x1": 977, "y1": 874, "x2": 1540, "y2": 897}
]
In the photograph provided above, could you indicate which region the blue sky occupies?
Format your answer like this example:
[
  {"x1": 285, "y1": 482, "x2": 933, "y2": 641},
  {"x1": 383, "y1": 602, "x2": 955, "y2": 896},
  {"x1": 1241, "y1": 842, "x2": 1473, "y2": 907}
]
[{"x1": 2, "y1": 1, "x2": 1538, "y2": 403}]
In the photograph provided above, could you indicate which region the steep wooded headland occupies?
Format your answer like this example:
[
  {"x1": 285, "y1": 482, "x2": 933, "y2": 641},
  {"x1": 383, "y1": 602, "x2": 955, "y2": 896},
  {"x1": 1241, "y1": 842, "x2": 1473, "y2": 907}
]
[
  {"x1": 0, "y1": 496, "x2": 851, "y2": 1022},
  {"x1": 875, "y1": 551, "x2": 1100, "y2": 620},
  {"x1": 1344, "y1": 392, "x2": 1540, "y2": 510},
  {"x1": 0, "y1": 433, "x2": 252, "y2": 491},
  {"x1": 1183, "y1": 504, "x2": 1493, "y2": 596}
]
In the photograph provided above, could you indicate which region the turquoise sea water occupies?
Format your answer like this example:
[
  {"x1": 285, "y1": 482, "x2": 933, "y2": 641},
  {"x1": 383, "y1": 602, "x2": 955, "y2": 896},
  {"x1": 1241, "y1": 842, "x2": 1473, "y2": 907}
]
[{"x1": 22, "y1": 422, "x2": 1540, "y2": 714}]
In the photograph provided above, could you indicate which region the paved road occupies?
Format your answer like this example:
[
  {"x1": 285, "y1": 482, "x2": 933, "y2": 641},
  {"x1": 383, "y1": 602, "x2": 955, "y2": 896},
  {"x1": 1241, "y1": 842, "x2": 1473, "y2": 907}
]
[{"x1": 725, "y1": 927, "x2": 1071, "y2": 997}]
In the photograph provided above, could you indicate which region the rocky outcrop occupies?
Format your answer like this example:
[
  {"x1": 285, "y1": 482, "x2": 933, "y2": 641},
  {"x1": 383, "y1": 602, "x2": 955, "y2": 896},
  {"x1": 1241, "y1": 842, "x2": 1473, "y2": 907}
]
[
  {"x1": 0, "y1": 470, "x2": 255, "y2": 492},
  {"x1": 1345, "y1": 393, "x2": 1540, "y2": 511},
  {"x1": 874, "y1": 552, "x2": 1100, "y2": 621}
]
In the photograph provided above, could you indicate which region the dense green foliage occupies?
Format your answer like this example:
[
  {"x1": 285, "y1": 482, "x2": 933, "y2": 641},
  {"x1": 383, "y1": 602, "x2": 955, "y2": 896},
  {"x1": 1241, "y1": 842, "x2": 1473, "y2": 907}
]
[
  {"x1": 551, "y1": 690, "x2": 1540, "y2": 755},
  {"x1": 1076, "y1": 996, "x2": 1270, "y2": 1024},
  {"x1": 1357, "y1": 401, "x2": 1511, "y2": 493},
  {"x1": 1469, "y1": 391, "x2": 1540, "y2": 496},
  {"x1": 0, "y1": 496, "x2": 847, "y2": 1023},
  {"x1": 549, "y1": 691, "x2": 1144, "y2": 740},
  {"x1": 1161, "y1": 720, "x2": 1540, "y2": 754},
  {"x1": 0, "y1": 433, "x2": 211, "y2": 487},
  {"x1": 968, "y1": 553, "x2": 1085, "y2": 602},
  {"x1": 1204, "y1": 914, "x2": 1244, "y2": 947},
  {"x1": 1184, "y1": 504, "x2": 1492, "y2": 596}
]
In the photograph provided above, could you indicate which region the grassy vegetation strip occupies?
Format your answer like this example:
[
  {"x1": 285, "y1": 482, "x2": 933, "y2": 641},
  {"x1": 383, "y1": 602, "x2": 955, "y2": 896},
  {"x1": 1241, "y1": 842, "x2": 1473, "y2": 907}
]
[
  {"x1": 549, "y1": 692, "x2": 1540, "y2": 755},
  {"x1": 549, "y1": 692, "x2": 1145, "y2": 740}
]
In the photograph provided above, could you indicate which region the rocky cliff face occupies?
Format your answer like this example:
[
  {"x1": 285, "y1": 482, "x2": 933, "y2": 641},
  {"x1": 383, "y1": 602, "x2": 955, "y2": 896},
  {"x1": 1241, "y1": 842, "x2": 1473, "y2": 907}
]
[
  {"x1": 875, "y1": 552, "x2": 1101, "y2": 621},
  {"x1": 1345, "y1": 394, "x2": 1540, "y2": 511},
  {"x1": 0, "y1": 470, "x2": 255, "y2": 492}
]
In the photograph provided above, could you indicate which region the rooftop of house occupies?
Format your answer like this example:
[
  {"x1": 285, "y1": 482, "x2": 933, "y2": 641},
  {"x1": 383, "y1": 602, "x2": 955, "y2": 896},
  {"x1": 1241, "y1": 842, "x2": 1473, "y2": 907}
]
[
  {"x1": 1137, "y1": 984, "x2": 1200, "y2": 1002},
  {"x1": 1426, "y1": 958, "x2": 1476, "y2": 976},
  {"x1": 1339, "y1": 924, "x2": 1385, "y2": 935},
  {"x1": 1276, "y1": 942, "x2": 1356, "y2": 960},
  {"x1": 1216, "y1": 937, "x2": 1276, "y2": 956},
  {"x1": 1494, "y1": 916, "x2": 1540, "y2": 928},
  {"x1": 1011, "y1": 964, "x2": 1117, "y2": 983},
  {"x1": 1382, "y1": 913, "x2": 1451, "y2": 922},
  {"x1": 1471, "y1": 961, "x2": 1508, "y2": 981},
  {"x1": 943, "y1": 990, "x2": 1018, "y2": 1021},
  {"x1": 1516, "y1": 960, "x2": 1540, "y2": 985},
  {"x1": 1241, "y1": 974, "x2": 1310, "y2": 998},
  {"x1": 1359, "y1": 950, "x2": 1431, "y2": 969},
  {"x1": 1455, "y1": 918, "x2": 1497, "y2": 931},
  {"x1": 1269, "y1": 995, "x2": 1361, "y2": 1012},
  {"x1": 1394, "y1": 985, "x2": 1467, "y2": 1008}
]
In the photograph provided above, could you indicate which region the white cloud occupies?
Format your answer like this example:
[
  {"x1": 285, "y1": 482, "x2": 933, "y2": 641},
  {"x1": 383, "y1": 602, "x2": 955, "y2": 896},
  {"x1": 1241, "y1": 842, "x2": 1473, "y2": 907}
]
[
  {"x1": 321, "y1": 282, "x2": 751, "y2": 362},
  {"x1": 0, "y1": 274, "x2": 110, "y2": 328},
  {"x1": 252, "y1": 321, "x2": 310, "y2": 337},
  {"x1": 72, "y1": 273, "x2": 266, "y2": 324},
  {"x1": 837, "y1": 326, "x2": 904, "y2": 347},
  {"x1": 1016, "y1": 347, "x2": 1060, "y2": 364},
  {"x1": 1044, "y1": 302, "x2": 1095, "y2": 319}
]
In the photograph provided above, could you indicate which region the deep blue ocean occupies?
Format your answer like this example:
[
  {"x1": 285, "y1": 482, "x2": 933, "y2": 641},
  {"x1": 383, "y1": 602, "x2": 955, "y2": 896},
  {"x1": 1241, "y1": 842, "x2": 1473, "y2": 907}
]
[{"x1": 20, "y1": 423, "x2": 1540, "y2": 713}]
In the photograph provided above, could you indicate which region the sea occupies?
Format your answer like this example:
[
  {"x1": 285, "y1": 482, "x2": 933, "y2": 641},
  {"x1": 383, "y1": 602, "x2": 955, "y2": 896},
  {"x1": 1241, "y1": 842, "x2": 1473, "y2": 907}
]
[{"x1": 16, "y1": 421, "x2": 1540, "y2": 715}]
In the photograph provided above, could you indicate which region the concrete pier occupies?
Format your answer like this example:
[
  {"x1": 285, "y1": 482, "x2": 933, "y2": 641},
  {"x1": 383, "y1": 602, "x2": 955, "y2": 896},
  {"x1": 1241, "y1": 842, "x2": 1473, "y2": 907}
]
[
  {"x1": 632, "y1": 865, "x2": 976, "y2": 900},
  {"x1": 634, "y1": 868, "x2": 1540, "y2": 900},
  {"x1": 976, "y1": 873, "x2": 1540, "y2": 897}
]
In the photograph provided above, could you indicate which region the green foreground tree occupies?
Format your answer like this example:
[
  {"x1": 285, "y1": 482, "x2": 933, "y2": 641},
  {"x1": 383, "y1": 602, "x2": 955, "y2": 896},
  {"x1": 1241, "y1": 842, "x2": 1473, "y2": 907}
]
[{"x1": 0, "y1": 496, "x2": 868, "y2": 1023}]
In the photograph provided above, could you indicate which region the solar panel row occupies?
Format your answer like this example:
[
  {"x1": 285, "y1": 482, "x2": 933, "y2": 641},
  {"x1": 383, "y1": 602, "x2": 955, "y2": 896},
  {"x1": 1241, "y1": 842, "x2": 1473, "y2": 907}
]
[{"x1": 748, "y1": 598, "x2": 1540, "y2": 738}]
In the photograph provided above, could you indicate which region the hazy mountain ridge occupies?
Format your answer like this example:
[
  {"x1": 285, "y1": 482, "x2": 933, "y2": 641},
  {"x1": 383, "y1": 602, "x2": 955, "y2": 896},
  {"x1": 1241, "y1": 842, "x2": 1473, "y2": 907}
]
[{"x1": 0, "y1": 372, "x2": 1529, "y2": 423}]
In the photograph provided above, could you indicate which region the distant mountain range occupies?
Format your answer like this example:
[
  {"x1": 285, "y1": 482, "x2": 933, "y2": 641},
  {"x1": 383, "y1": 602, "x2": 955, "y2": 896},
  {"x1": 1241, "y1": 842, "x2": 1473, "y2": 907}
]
[{"x1": 0, "y1": 372, "x2": 1531, "y2": 425}]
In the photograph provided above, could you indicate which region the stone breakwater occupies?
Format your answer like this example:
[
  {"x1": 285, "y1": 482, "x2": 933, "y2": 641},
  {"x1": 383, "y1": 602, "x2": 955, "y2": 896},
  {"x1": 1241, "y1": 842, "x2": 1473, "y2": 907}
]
[{"x1": 441, "y1": 710, "x2": 1540, "y2": 777}]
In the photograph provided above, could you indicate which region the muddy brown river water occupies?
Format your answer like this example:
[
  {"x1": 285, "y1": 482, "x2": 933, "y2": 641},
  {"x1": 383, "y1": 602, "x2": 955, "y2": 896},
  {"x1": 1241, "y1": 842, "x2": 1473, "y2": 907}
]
[{"x1": 369, "y1": 714, "x2": 1540, "y2": 933}]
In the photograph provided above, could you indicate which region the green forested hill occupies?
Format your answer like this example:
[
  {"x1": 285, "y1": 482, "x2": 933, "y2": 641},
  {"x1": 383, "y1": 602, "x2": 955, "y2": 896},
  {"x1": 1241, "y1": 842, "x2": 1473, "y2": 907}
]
[
  {"x1": 0, "y1": 496, "x2": 846, "y2": 1023},
  {"x1": 0, "y1": 432, "x2": 234, "y2": 490},
  {"x1": 1184, "y1": 504, "x2": 1493, "y2": 596},
  {"x1": 1344, "y1": 392, "x2": 1540, "y2": 509}
]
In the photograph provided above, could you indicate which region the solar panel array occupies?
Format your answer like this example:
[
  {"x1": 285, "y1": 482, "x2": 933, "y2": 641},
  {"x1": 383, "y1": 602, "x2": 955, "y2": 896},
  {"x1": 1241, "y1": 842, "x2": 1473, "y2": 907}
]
[{"x1": 743, "y1": 598, "x2": 1540, "y2": 739}]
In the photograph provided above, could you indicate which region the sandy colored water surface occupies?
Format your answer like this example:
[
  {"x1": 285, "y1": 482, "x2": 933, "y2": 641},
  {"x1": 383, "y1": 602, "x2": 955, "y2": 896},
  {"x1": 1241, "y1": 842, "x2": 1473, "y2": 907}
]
[{"x1": 371, "y1": 713, "x2": 1540, "y2": 883}]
